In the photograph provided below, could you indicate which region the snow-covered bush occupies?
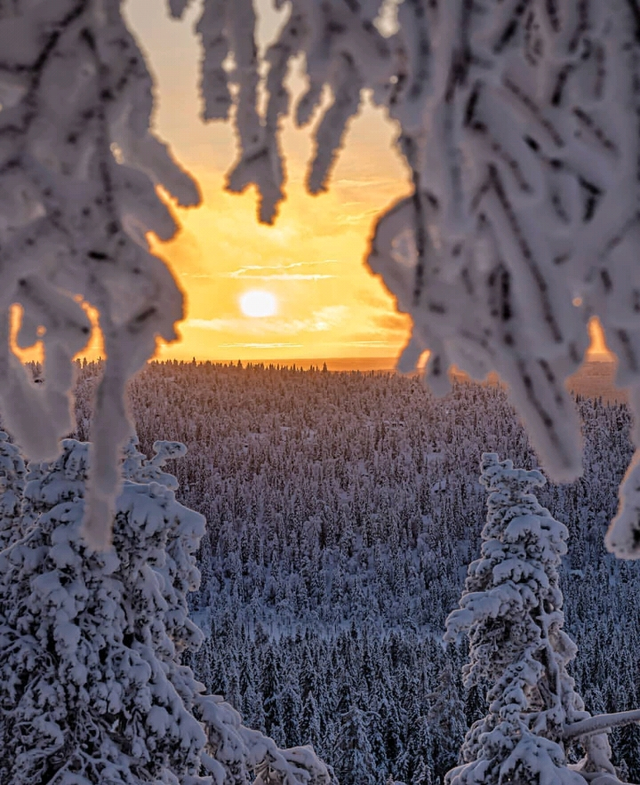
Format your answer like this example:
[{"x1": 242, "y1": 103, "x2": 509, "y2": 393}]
[
  {"x1": 2, "y1": 2, "x2": 640, "y2": 554},
  {"x1": 445, "y1": 453, "x2": 630, "y2": 785},
  {"x1": 0, "y1": 438, "x2": 330, "y2": 785}
]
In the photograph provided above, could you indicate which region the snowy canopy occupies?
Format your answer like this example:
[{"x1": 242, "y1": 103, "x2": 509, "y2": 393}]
[
  {"x1": 2, "y1": 1, "x2": 640, "y2": 553},
  {"x1": 0, "y1": 437, "x2": 331, "y2": 785}
]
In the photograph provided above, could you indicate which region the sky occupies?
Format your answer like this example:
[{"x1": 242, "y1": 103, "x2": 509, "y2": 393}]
[
  {"x1": 123, "y1": 0, "x2": 415, "y2": 363},
  {"x1": 103, "y1": 1, "x2": 609, "y2": 366}
]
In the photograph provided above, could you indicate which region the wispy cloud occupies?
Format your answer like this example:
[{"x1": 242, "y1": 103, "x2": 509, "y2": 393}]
[
  {"x1": 239, "y1": 273, "x2": 336, "y2": 281},
  {"x1": 333, "y1": 178, "x2": 400, "y2": 189},
  {"x1": 219, "y1": 343, "x2": 304, "y2": 349},
  {"x1": 184, "y1": 261, "x2": 340, "y2": 281},
  {"x1": 372, "y1": 313, "x2": 410, "y2": 332},
  {"x1": 346, "y1": 340, "x2": 398, "y2": 347},
  {"x1": 186, "y1": 306, "x2": 349, "y2": 335},
  {"x1": 226, "y1": 260, "x2": 339, "y2": 281}
]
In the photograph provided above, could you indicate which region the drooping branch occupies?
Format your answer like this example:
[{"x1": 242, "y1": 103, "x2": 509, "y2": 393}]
[
  {"x1": 0, "y1": 0, "x2": 199, "y2": 547},
  {"x1": 4, "y1": 1, "x2": 640, "y2": 558},
  {"x1": 564, "y1": 709, "x2": 640, "y2": 740}
]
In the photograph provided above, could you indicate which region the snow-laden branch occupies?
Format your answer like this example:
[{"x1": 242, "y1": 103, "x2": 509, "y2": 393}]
[
  {"x1": 0, "y1": 0, "x2": 199, "y2": 548},
  {"x1": 564, "y1": 709, "x2": 640, "y2": 740}
]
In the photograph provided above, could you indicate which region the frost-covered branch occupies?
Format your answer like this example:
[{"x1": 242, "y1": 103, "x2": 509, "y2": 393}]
[
  {"x1": 0, "y1": 0, "x2": 199, "y2": 548},
  {"x1": 5, "y1": 1, "x2": 640, "y2": 557},
  {"x1": 564, "y1": 709, "x2": 640, "y2": 740}
]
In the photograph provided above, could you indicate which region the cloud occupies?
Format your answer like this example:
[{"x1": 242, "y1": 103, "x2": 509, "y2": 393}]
[
  {"x1": 345, "y1": 329, "x2": 406, "y2": 346},
  {"x1": 333, "y1": 178, "x2": 399, "y2": 189},
  {"x1": 237, "y1": 273, "x2": 336, "y2": 281},
  {"x1": 186, "y1": 305, "x2": 349, "y2": 335},
  {"x1": 219, "y1": 343, "x2": 304, "y2": 349},
  {"x1": 226, "y1": 260, "x2": 339, "y2": 281},
  {"x1": 333, "y1": 209, "x2": 381, "y2": 226},
  {"x1": 355, "y1": 289, "x2": 396, "y2": 309},
  {"x1": 346, "y1": 340, "x2": 398, "y2": 347},
  {"x1": 182, "y1": 260, "x2": 340, "y2": 281},
  {"x1": 372, "y1": 312, "x2": 410, "y2": 332}
]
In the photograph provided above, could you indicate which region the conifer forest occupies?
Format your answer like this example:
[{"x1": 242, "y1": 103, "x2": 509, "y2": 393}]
[
  {"x1": 6, "y1": 1, "x2": 640, "y2": 782},
  {"x1": 60, "y1": 360, "x2": 640, "y2": 784}
]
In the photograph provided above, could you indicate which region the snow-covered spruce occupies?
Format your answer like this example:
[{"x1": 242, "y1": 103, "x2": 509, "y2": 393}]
[
  {"x1": 445, "y1": 453, "x2": 633, "y2": 785},
  {"x1": 0, "y1": 438, "x2": 329, "y2": 785},
  {"x1": 0, "y1": 431, "x2": 26, "y2": 550}
]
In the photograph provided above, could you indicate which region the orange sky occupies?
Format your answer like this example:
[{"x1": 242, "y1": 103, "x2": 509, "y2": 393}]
[
  {"x1": 69, "y1": 2, "x2": 610, "y2": 366},
  {"x1": 121, "y1": 0, "x2": 414, "y2": 363}
]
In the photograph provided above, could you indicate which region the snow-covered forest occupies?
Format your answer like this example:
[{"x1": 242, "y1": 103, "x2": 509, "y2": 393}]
[
  {"x1": 4, "y1": 1, "x2": 640, "y2": 781},
  {"x1": 68, "y1": 360, "x2": 640, "y2": 783}
]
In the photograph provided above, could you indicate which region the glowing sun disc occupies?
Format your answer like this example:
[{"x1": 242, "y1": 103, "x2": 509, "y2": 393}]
[{"x1": 240, "y1": 290, "x2": 278, "y2": 318}]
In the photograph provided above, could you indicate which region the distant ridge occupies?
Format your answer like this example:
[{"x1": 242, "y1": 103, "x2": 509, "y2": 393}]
[
  {"x1": 246, "y1": 356, "x2": 624, "y2": 403},
  {"x1": 565, "y1": 359, "x2": 625, "y2": 403},
  {"x1": 251, "y1": 357, "x2": 402, "y2": 373}
]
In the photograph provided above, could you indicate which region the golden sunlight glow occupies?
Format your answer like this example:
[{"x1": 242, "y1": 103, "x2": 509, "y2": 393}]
[
  {"x1": 123, "y1": 0, "x2": 414, "y2": 363},
  {"x1": 239, "y1": 290, "x2": 278, "y2": 318},
  {"x1": 119, "y1": 0, "x2": 617, "y2": 366},
  {"x1": 587, "y1": 317, "x2": 610, "y2": 358}
]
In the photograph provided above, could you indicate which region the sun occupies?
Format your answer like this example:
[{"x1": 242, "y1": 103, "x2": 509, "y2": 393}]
[{"x1": 239, "y1": 290, "x2": 278, "y2": 318}]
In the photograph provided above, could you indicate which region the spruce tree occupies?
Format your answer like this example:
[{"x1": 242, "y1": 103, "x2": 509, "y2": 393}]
[
  {"x1": 334, "y1": 707, "x2": 380, "y2": 785},
  {"x1": 427, "y1": 664, "x2": 467, "y2": 779},
  {"x1": 0, "y1": 438, "x2": 330, "y2": 785},
  {"x1": 445, "y1": 453, "x2": 625, "y2": 785},
  {"x1": 0, "y1": 431, "x2": 26, "y2": 550},
  {"x1": 0, "y1": 439, "x2": 208, "y2": 784}
]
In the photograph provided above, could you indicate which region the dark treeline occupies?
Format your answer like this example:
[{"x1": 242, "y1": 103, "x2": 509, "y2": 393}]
[{"x1": 71, "y1": 360, "x2": 640, "y2": 784}]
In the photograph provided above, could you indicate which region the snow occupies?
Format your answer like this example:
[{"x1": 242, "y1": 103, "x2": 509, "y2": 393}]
[
  {"x1": 0, "y1": 0, "x2": 199, "y2": 549},
  {"x1": 0, "y1": 434, "x2": 329, "y2": 785},
  {"x1": 185, "y1": 0, "x2": 640, "y2": 560},
  {"x1": 2, "y1": 363, "x2": 640, "y2": 781}
]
